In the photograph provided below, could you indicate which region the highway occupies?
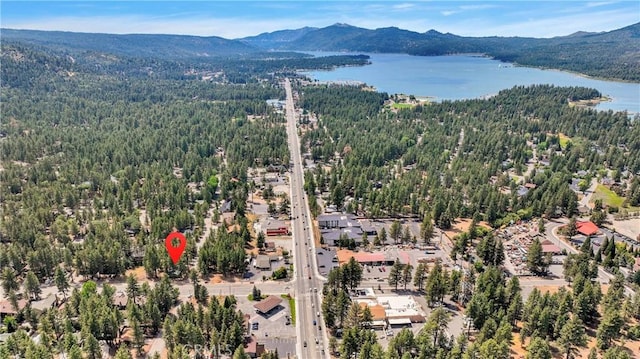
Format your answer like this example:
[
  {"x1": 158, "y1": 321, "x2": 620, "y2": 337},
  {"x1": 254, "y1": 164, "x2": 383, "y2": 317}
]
[{"x1": 283, "y1": 78, "x2": 328, "y2": 359}]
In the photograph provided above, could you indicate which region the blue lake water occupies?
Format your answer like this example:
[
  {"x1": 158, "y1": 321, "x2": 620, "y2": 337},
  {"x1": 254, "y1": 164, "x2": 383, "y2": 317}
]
[{"x1": 302, "y1": 53, "x2": 640, "y2": 114}]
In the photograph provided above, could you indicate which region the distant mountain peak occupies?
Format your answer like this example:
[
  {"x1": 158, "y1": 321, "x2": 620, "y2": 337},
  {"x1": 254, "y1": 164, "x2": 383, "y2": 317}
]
[
  {"x1": 425, "y1": 29, "x2": 443, "y2": 35},
  {"x1": 563, "y1": 31, "x2": 599, "y2": 38},
  {"x1": 332, "y1": 23, "x2": 356, "y2": 28}
]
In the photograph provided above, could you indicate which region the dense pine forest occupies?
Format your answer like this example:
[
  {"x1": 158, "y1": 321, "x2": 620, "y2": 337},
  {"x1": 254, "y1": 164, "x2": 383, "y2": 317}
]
[{"x1": 300, "y1": 84, "x2": 640, "y2": 225}]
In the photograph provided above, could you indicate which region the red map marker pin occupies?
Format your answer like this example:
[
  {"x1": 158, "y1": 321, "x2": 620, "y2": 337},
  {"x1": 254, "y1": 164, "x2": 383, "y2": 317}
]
[{"x1": 165, "y1": 232, "x2": 186, "y2": 265}]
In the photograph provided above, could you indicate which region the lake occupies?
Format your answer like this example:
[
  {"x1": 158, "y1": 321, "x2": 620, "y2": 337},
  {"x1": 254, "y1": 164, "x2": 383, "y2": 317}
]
[{"x1": 302, "y1": 53, "x2": 640, "y2": 114}]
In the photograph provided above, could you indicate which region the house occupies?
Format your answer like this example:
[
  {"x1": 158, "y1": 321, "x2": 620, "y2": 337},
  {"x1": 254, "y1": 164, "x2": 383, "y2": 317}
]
[
  {"x1": 253, "y1": 295, "x2": 282, "y2": 315},
  {"x1": 578, "y1": 206, "x2": 591, "y2": 215},
  {"x1": 113, "y1": 292, "x2": 129, "y2": 309},
  {"x1": 255, "y1": 255, "x2": 271, "y2": 270},
  {"x1": 221, "y1": 200, "x2": 232, "y2": 213},
  {"x1": 516, "y1": 186, "x2": 530, "y2": 197},
  {"x1": 601, "y1": 177, "x2": 615, "y2": 186},
  {"x1": 0, "y1": 299, "x2": 28, "y2": 319},
  {"x1": 264, "y1": 242, "x2": 276, "y2": 252},
  {"x1": 265, "y1": 164, "x2": 286, "y2": 173},
  {"x1": 31, "y1": 294, "x2": 60, "y2": 312},
  {"x1": 540, "y1": 240, "x2": 562, "y2": 255},
  {"x1": 245, "y1": 336, "x2": 266, "y2": 358},
  {"x1": 359, "y1": 220, "x2": 378, "y2": 236},
  {"x1": 112, "y1": 291, "x2": 146, "y2": 309}
]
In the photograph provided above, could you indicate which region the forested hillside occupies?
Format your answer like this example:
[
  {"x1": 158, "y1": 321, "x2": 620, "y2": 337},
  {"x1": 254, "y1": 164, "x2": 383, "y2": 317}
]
[
  {"x1": 245, "y1": 22, "x2": 640, "y2": 81},
  {"x1": 3, "y1": 24, "x2": 639, "y2": 81}
]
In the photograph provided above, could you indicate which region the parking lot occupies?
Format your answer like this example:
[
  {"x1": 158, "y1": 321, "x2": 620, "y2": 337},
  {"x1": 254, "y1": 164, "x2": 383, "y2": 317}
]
[
  {"x1": 316, "y1": 247, "x2": 338, "y2": 276},
  {"x1": 236, "y1": 296, "x2": 297, "y2": 355}
]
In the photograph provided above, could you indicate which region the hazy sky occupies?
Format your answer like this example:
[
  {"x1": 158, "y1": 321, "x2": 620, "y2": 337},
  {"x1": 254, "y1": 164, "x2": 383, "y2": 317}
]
[{"x1": 2, "y1": 1, "x2": 639, "y2": 39}]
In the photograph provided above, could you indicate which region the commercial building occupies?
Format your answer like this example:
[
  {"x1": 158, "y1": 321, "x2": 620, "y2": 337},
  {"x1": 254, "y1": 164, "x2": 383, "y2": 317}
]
[
  {"x1": 253, "y1": 295, "x2": 283, "y2": 315},
  {"x1": 353, "y1": 290, "x2": 425, "y2": 330}
]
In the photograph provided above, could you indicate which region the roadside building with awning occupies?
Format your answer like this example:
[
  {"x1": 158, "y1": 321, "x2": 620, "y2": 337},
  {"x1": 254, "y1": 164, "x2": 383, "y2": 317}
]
[{"x1": 253, "y1": 295, "x2": 283, "y2": 315}]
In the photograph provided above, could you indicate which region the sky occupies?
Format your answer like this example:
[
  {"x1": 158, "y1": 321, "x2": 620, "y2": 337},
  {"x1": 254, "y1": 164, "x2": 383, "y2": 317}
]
[{"x1": 1, "y1": 1, "x2": 639, "y2": 39}]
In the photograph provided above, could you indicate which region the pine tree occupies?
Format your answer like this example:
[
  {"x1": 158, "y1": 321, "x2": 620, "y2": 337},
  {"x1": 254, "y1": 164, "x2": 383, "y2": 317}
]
[
  {"x1": 413, "y1": 263, "x2": 428, "y2": 291},
  {"x1": 581, "y1": 236, "x2": 594, "y2": 257},
  {"x1": 361, "y1": 232, "x2": 369, "y2": 248},
  {"x1": 526, "y1": 337, "x2": 552, "y2": 359},
  {"x1": 388, "y1": 260, "x2": 403, "y2": 291},
  {"x1": 54, "y1": 266, "x2": 70, "y2": 298},
  {"x1": 558, "y1": 316, "x2": 587, "y2": 359},
  {"x1": 566, "y1": 217, "x2": 578, "y2": 238},
  {"x1": 421, "y1": 213, "x2": 434, "y2": 245},
  {"x1": 2, "y1": 267, "x2": 19, "y2": 296},
  {"x1": 390, "y1": 221, "x2": 401, "y2": 244},
  {"x1": 24, "y1": 271, "x2": 41, "y2": 300},
  {"x1": 400, "y1": 264, "x2": 413, "y2": 290},
  {"x1": 132, "y1": 319, "x2": 145, "y2": 356},
  {"x1": 527, "y1": 237, "x2": 549, "y2": 275}
]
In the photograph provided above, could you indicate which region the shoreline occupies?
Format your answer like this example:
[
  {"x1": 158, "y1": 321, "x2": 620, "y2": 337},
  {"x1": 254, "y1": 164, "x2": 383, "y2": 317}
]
[
  {"x1": 302, "y1": 50, "x2": 639, "y2": 85},
  {"x1": 568, "y1": 96, "x2": 613, "y2": 108},
  {"x1": 514, "y1": 63, "x2": 640, "y2": 85}
]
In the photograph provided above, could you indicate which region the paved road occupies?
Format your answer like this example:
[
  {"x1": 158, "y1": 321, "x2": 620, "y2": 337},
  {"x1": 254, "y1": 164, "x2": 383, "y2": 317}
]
[
  {"x1": 283, "y1": 78, "x2": 329, "y2": 359},
  {"x1": 8, "y1": 279, "x2": 294, "y2": 311},
  {"x1": 579, "y1": 177, "x2": 598, "y2": 207}
]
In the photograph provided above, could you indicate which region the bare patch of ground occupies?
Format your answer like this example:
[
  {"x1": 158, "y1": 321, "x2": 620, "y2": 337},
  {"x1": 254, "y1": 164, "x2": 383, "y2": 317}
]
[
  {"x1": 209, "y1": 274, "x2": 224, "y2": 284},
  {"x1": 125, "y1": 266, "x2": 148, "y2": 281},
  {"x1": 609, "y1": 217, "x2": 640, "y2": 241}
]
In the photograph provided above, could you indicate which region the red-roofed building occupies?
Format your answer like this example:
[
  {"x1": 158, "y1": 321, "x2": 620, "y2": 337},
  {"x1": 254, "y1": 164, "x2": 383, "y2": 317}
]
[
  {"x1": 336, "y1": 250, "x2": 393, "y2": 266},
  {"x1": 541, "y1": 240, "x2": 562, "y2": 254},
  {"x1": 576, "y1": 221, "x2": 599, "y2": 236}
]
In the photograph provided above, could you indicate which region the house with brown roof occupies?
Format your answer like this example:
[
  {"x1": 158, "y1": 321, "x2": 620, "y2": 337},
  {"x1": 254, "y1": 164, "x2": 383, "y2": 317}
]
[
  {"x1": 540, "y1": 240, "x2": 562, "y2": 254},
  {"x1": 245, "y1": 335, "x2": 266, "y2": 358},
  {"x1": 264, "y1": 242, "x2": 276, "y2": 252},
  {"x1": 0, "y1": 299, "x2": 28, "y2": 319},
  {"x1": 112, "y1": 291, "x2": 146, "y2": 309}
]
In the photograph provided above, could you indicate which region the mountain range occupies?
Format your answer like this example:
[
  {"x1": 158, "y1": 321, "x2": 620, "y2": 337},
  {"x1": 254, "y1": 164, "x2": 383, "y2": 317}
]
[{"x1": 2, "y1": 22, "x2": 639, "y2": 81}]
